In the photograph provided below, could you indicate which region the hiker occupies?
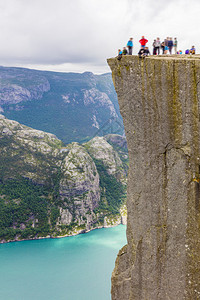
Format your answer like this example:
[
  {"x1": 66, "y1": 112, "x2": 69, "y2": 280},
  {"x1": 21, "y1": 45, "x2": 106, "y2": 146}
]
[
  {"x1": 168, "y1": 38, "x2": 173, "y2": 55},
  {"x1": 161, "y1": 41, "x2": 165, "y2": 54},
  {"x1": 122, "y1": 47, "x2": 128, "y2": 55},
  {"x1": 154, "y1": 37, "x2": 161, "y2": 55},
  {"x1": 117, "y1": 49, "x2": 123, "y2": 60},
  {"x1": 190, "y1": 46, "x2": 195, "y2": 54},
  {"x1": 174, "y1": 38, "x2": 178, "y2": 54},
  {"x1": 152, "y1": 40, "x2": 157, "y2": 55},
  {"x1": 185, "y1": 49, "x2": 190, "y2": 54},
  {"x1": 139, "y1": 36, "x2": 148, "y2": 48},
  {"x1": 164, "y1": 37, "x2": 169, "y2": 47},
  {"x1": 138, "y1": 48, "x2": 145, "y2": 58},
  {"x1": 164, "y1": 37, "x2": 169, "y2": 54},
  {"x1": 127, "y1": 38, "x2": 133, "y2": 55},
  {"x1": 138, "y1": 46, "x2": 150, "y2": 58},
  {"x1": 144, "y1": 47, "x2": 150, "y2": 56}
]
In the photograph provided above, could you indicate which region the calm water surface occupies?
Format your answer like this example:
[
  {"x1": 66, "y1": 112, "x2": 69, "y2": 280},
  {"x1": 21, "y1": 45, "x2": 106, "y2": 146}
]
[{"x1": 0, "y1": 225, "x2": 126, "y2": 300}]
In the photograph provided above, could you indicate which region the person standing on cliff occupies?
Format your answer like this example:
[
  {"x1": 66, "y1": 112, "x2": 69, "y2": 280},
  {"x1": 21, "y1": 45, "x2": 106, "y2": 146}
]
[
  {"x1": 161, "y1": 41, "x2": 165, "y2": 54},
  {"x1": 164, "y1": 37, "x2": 169, "y2": 54},
  {"x1": 168, "y1": 38, "x2": 173, "y2": 55},
  {"x1": 139, "y1": 36, "x2": 148, "y2": 48},
  {"x1": 154, "y1": 37, "x2": 161, "y2": 55},
  {"x1": 174, "y1": 37, "x2": 178, "y2": 54},
  {"x1": 152, "y1": 39, "x2": 156, "y2": 55},
  {"x1": 127, "y1": 38, "x2": 133, "y2": 55}
]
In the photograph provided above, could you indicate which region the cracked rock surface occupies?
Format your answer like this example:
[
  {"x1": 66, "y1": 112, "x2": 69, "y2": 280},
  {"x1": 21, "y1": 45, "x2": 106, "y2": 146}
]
[{"x1": 108, "y1": 55, "x2": 200, "y2": 300}]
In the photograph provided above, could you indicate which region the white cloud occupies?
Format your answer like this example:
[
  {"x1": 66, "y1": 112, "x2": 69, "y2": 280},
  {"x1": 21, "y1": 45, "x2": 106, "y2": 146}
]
[{"x1": 0, "y1": 0, "x2": 199, "y2": 73}]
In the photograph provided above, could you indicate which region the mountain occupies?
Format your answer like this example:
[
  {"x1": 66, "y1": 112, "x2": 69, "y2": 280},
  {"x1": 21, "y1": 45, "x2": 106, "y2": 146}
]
[
  {"x1": 0, "y1": 66, "x2": 123, "y2": 144},
  {"x1": 0, "y1": 115, "x2": 127, "y2": 243}
]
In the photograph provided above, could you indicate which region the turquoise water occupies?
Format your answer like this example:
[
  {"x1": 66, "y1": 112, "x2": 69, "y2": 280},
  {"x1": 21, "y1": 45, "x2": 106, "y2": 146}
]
[{"x1": 0, "y1": 225, "x2": 126, "y2": 300}]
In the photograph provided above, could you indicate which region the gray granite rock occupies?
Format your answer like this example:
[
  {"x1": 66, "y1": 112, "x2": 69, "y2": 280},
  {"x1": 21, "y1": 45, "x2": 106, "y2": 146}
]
[{"x1": 108, "y1": 55, "x2": 200, "y2": 300}]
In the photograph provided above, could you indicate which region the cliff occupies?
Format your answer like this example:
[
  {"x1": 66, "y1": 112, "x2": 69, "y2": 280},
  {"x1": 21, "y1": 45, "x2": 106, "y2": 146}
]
[
  {"x1": 107, "y1": 55, "x2": 200, "y2": 300},
  {"x1": 0, "y1": 115, "x2": 127, "y2": 242}
]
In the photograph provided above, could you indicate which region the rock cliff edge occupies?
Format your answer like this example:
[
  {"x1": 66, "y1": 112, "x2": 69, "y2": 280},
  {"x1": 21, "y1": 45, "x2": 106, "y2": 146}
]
[{"x1": 107, "y1": 55, "x2": 200, "y2": 300}]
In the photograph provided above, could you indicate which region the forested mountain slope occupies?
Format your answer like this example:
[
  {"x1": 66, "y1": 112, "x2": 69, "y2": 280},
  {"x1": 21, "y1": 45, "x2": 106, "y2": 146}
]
[{"x1": 0, "y1": 115, "x2": 127, "y2": 242}]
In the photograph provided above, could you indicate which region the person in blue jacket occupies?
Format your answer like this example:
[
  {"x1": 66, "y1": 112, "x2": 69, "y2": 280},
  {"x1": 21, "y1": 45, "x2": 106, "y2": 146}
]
[
  {"x1": 117, "y1": 49, "x2": 123, "y2": 60},
  {"x1": 127, "y1": 38, "x2": 133, "y2": 55}
]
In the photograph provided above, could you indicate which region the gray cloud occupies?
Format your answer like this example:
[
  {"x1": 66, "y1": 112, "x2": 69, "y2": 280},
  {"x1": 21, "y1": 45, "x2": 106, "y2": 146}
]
[{"x1": 0, "y1": 0, "x2": 199, "y2": 73}]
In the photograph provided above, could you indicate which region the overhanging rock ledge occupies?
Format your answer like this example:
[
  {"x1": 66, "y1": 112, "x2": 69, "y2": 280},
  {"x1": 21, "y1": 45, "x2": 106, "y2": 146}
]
[{"x1": 107, "y1": 55, "x2": 200, "y2": 300}]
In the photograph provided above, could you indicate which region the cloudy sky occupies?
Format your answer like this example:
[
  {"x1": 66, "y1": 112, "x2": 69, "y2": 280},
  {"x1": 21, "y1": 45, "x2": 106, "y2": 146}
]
[{"x1": 0, "y1": 0, "x2": 200, "y2": 74}]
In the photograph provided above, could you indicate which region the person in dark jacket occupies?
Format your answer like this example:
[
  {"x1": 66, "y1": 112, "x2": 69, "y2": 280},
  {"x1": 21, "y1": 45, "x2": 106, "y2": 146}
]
[
  {"x1": 138, "y1": 47, "x2": 145, "y2": 58},
  {"x1": 152, "y1": 40, "x2": 156, "y2": 55},
  {"x1": 161, "y1": 41, "x2": 165, "y2": 54},
  {"x1": 138, "y1": 47, "x2": 150, "y2": 58},
  {"x1": 144, "y1": 47, "x2": 150, "y2": 56},
  {"x1": 164, "y1": 37, "x2": 169, "y2": 47},
  {"x1": 117, "y1": 49, "x2": 123, "y2": 60},
  {"x1": 168, "y1": 38, "x2": 173, "y2": 54},
  {"x1": 122, "y1": 47, "x2": 128, "y2": 55},
  {"x1": 127, "y1": 38, "x2": 133, "y2": 55}
]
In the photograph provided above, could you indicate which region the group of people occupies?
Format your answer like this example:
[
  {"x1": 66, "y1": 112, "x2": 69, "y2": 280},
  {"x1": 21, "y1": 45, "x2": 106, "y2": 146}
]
[
  {"x1": 117, "y1": 36, "x2": 196, "y2": 60},
  {"x1": 153, "y1": 37, "x2": 177, "y2": 55}
]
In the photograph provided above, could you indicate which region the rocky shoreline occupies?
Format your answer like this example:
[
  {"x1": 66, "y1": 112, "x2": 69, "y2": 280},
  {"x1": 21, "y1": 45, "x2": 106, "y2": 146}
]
[{"x1": 0, "y1": 215, "x2": 127, "y2": 244}]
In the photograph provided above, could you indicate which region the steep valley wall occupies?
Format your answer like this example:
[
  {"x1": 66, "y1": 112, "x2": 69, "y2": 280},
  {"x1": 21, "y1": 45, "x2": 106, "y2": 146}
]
[{"x1": 107, "y1": 55, "x2": 200, "y2": 300}]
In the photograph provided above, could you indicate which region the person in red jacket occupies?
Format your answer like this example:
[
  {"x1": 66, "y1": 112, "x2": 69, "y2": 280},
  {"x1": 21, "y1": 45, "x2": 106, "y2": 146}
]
[{"x1": 139, "y1": 36, "x2": 148, "y2": 48}]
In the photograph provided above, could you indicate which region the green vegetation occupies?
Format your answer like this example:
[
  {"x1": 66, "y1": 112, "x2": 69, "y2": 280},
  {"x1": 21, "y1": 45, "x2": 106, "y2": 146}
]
[
  {"x1": 0, "y1": 177, "x2": 57, "y2": 241},
  {"x1": 93, "y1": 159, "x2": 126, "y2": 214},
  {"x1": 0, "y1": 114, "x2": 128, "y2": 242}
]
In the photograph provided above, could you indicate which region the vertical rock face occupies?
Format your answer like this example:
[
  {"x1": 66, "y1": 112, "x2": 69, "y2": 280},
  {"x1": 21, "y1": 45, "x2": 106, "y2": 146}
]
[{"x1": 107, "y1": 55, "x2": 200, "y2": 300}]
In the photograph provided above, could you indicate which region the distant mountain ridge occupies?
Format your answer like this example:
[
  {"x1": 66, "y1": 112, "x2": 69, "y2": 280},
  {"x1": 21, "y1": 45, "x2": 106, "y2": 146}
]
[{"x1": 0, "y1": 67, "x2": 123, "y2": 143}]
